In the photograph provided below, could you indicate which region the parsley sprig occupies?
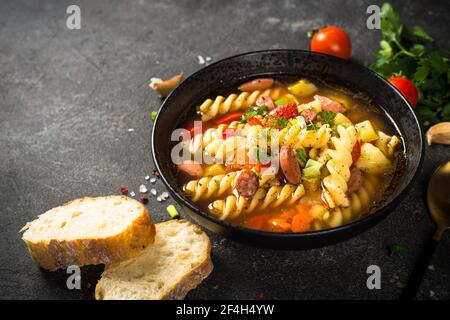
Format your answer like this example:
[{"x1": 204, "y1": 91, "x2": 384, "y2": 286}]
[
  {"x1": 370, "y1": 3, "x2": 450, "y2": 126},
  {"x1": 239, "y1": 105, "x2": 268, "y2": 124},
  {"x1": 317, "y1": 111, "x2": 335, "y2": 126}
]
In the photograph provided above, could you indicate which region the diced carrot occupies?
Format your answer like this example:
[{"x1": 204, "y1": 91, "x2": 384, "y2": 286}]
[
  {"x1": 245, "y1": 214, "x2": 269, "y2": 230},
  {"x1": 296, "y1": 204, "x2": 310, "y2": 215},
  {"x1": 291, "y1": 211, "x2": 313, "y2": 233},
  {"x1": 213, "y1": 112, "x2": 244, "y2": 125},
  {"x1": 225, "y1": 153, "x2": 256, "y2": 172},
  {"x1": 280, "y1": 209, "x2": 298, "y2": 220},
  {"x1": 268, "y1": 218, "x2": 291, "y2": 232}
]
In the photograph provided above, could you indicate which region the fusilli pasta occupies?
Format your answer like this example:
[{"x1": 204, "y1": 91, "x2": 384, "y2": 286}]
[
  {"x1": 322, "y1": 125, "x2": 357, "y2": 208},
  {"x1": 198, "y1": 87, "x2": 286, "y2": 121},
  {"x1": 209, "y1": 184, "x2": 305, "y2": 220}
]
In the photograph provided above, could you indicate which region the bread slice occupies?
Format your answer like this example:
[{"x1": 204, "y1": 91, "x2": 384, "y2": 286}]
[
  {"x1": 95, "y1": 219, "x2": 213, "y2": 300},
  {"x1": 21, "y1": 196, "x2": 155, "y2": 271}
]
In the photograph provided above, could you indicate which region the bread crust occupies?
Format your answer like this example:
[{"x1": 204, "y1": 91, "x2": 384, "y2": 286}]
[
  {"x1": 22, "y1": 196, "x2": 155, "y2": 271},
  {"x1": 94, "y1": 220, "x2": 213, "y2": 300},
  {"x1": 158, "y1": 220, "x2": 213, "y2": 300}
]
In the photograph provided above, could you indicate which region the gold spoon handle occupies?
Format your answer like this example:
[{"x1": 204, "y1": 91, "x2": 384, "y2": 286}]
[{"x1": 401, "y1": 230, "x2": 440, "y2": 300}]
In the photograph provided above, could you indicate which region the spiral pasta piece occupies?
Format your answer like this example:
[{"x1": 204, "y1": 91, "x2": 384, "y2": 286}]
[
  {"x1": 321, "y1": 174, "x2": 378, "y2": 228},
  {"x1": 183, "y1": 171, "x2": 276, "y2": 202},
  {"x1": 183, "y1": 172, "x2": 238, "y2": 202},
  {"x1": 198, "y1": 87, "x2": 286, "y2": 121},
  {"x1": 278, "y1": 124, "x2": 332, "y2": 148},
  {"x1": 208, "y1": 184, "x2": 305, "y2": 221},
  {"x1": 322, "y1": 125, "x2": 357, "y2": 208},
  {"x1": 188, "y1": 121, "x2": 247, "y2": 156}
]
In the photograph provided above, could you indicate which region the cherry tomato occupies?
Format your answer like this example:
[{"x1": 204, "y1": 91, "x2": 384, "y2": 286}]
[
  {"x1": 269, "y1": 103, "x2": 298, "y2": 118},
  {"x1": 310, "y1": 26, "x2": 352, "y2": 60},
  {"x1": 387, "y1": 77, "x2": 419, "y2": 108}
]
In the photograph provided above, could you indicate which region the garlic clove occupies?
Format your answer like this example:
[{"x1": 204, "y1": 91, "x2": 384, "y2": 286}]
[
  {"x1": 426, "y1": 122, "x2": 450, "y2": 145},
  {"x1": 149, "y1": 72, "x2": 183, "y2": 97}
]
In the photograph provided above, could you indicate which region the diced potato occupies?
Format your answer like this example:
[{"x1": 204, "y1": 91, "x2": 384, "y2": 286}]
[
  {"x1": 375, "y1": 131, "x2": 401, "y2": 157},
  {"x1": 334, "y1": 113, "x2": 352, "y2": 126},
  {"x1": 203, "y1": 164, "x2": 226, "y2": 176},
  {"x1": 310, "y1": 204, "x2": 328, "y2": 219},
  {"x1": 356, "y1": 143, "x2": 392, "y2": 174},
  {"x1": 388, "y1": 135, "x2": 401, "y2": 156},
  {"x1": 288, "y1": 79, "x2": 318, "y2": 97},
  {"x1": 355, "y1": 120, "x2": 379, "y2": 142},
  {"x1": 375, "y1": 131, "x2": 390, "y2": 156}
]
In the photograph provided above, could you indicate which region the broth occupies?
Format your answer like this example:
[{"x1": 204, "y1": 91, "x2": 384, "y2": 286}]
[{"x1": 174, "y1": 77, "x2": 403, "y2": 232}]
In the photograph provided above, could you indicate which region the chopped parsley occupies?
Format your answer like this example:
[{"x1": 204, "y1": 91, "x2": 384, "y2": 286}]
[
  {"x1": 296, "y1": 148, "x2": 308, "y2": 167},
  {"x1": 239, "y1": 105, "x2": 268, "y2": 123},
  {"x1": 387, "y1": 244, "x2": 408, "y2": 257},
  {"x1": 317, "y1": 111, "x2": 336, "y2": 126},
  {"x1": 306, "y1": 123, "x2": 319, "y2": 131},
  {"x1": 267, "y1": 117, "x2": 289, "y2": 129}
]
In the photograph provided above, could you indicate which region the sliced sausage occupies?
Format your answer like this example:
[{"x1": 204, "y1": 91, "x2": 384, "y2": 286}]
[
  {"x1": 235, "y1": 169, "x2": 259, "y2": 197},
  {"x1": 256, "y1": 95, "x2": 276, "y2": 110},
  {"x1": 347, "y1": 167, "x2": 363, "y2": 193},
  {"x1": 279, "y1": 145, "x2": 302, "y2": 184},
  {"x1": 238, "y1": 78, "x2": 274, "y2": 92},
  {"x1": 178, "y1": 161, "x2": 203, "y2": 179},
  {"x1": 314, "y1": 95, "x2": 346, "y2": 113},
  {"x1": 301, "y1": 109, "x2": 317, "y2": 121}
]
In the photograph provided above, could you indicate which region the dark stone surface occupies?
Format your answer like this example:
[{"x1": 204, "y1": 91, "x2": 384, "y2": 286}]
[{"x1": 0, "y1": 0, "x2": 448, "y2": 300}]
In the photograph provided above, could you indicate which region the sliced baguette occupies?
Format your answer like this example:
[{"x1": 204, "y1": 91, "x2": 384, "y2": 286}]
[
  {"x1": 95, "y1": 219, "x2": 213, "y2": 300},
  {"x1": 21, "y1": 195, "x2": 155, "y2": 271}
]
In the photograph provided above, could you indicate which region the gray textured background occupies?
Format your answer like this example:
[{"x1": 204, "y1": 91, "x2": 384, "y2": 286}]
[{"x1": 1, "y1": 0, "x2": 449, "y2": 300}]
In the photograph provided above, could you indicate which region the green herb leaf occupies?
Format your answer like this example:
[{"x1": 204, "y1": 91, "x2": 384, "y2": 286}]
[
  {"x1": 413, "y1": 63, "x2": 429, "y2": 84},
  {"x1": 370, "y1": 2, "x2": 450, "y2": 127},
  {"x1": 379, "y1": 40, "x2": 393, "y2": 59},
  {"x1": 269, "y1": 117, "x2": 289, "y2": 129},
  {"x1": 241, "y1": 105, "x2": 268, "y2": 123},
  {"x1": 317, "y1": 111, "x2": 336, "y2": 126},
  {"x1": 151, "y1": 111, "x2": 158, "y2": 122},
  {"x1": 411, "y1": 26, "x2": 434, "y2": 42},
  {"x1": 306, "y1": 123, "x2": 319, "y2": 131},
  {"x1": 409, "y1": 44, "x2": 426, "y2": 58},
  {"x1": 307, "y1": 28, "x2": 320, "y2": 39},
  {"x1": 296, "y1": 148, "x2": 308, "y2": 167},
  {"x1": 387, "y1": 244, "x2": 408, "y2": 257}
]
